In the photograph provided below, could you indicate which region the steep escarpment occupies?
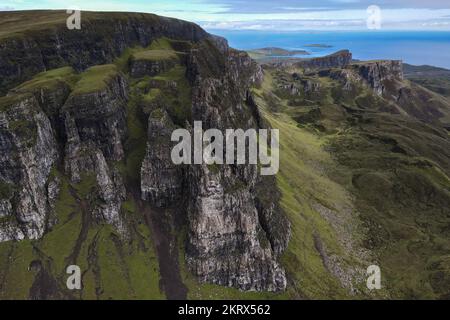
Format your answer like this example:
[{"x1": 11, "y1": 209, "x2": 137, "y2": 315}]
[
  {"x1": 183, "y1": 43, "x2": 289, "y2": 291},
  {"x1": 0, "y1": 10, "x2": 290, "y2": 297},
  {"x1": 135, "y1": 37, "x2": 290, "y2": 291},
  {"x1": 0, "y1": 93, "x2": 58, "y2": 242},
  {"x1": 0, "y1": 11, "x2": 210, "y2": 95},
  {"x1": 268, "y1": 50, "x2": 352, "y2": 70}
]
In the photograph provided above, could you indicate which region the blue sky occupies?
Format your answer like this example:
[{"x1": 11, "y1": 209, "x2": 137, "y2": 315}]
[{"x1": 1, "y1": 0, "x2": 450, "y2": 30}]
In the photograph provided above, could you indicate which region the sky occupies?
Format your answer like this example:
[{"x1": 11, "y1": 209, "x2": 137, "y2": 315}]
[{"x1": 1, "y1": 0, "x2": 450, "y2": 31}]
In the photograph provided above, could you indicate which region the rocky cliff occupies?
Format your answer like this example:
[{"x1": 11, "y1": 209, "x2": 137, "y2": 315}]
[
  {"x1": 268, "y1": 50, "x2": 352, "y2": 70},
  {"x1": 0, "y1": 10, "x2": 290, "y2": 296}
]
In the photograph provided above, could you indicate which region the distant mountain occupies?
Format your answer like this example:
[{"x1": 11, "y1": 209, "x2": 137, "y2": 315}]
[
  {"x1": 304, "y1": 44, "x2": 333, "y2": 48},
  {"x1": 404, "y1": 63, "x2": 450, "y2": 98},
  {"x1": 247, "y1": 47, "x2": 310, "y2": 61}
]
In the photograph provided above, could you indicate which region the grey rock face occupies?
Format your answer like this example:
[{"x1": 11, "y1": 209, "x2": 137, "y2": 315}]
[
  {"x1": 92, "y1": 148, "x2": 127, "y2": 233},
  {"x1": 297, "y1": 50, "x2": 352, "y2": 70},
  {"x1": 130, "y1": 57, "x2": 178, "y2": 78},
  {"x1": 63, "y1": 72, "x2": 128, "y2": 182},
  {"x1": 141, "y1": 109, "x2": 183, "y2": 208},
  {"x1": 352, "y1": 60, "x2": 404, "y2": 96},
  {"x1": 0, "y1": 200, "x2": 13, "y2": 218},
  {"x1": 62, "y1": 73, "x2": 129, "y2": 233},
  {"x1": 182, "y1": 39, "x2": 290, "y2": 292},
  {"x1": 186, "y1": 165, "x2": 287, "y2": 291},
  {"x1": 0, "y1": 94, "x2": 58, "y2": 241}
]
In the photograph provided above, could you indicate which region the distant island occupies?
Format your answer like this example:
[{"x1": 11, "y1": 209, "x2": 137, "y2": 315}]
[
  {"x1": 304, "y1": 44, "x2": 333, "y2": 48},
  {"x1": 247, "y1": 47, "x2": 310, "y2": 61}
]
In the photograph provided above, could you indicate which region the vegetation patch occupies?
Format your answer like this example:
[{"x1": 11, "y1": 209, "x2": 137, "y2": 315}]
[
  {"x1": 71, "y1": 65, "x2": 118, "y2": 95},
  {"x1": 132, "y1": 50, "x2": 178, "y2": 62},
  {"x1": 14, "y1": 67, "x2": 77, "y2": 92}
]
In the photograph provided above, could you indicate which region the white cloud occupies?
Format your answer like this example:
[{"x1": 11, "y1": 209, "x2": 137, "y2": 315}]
[{"x1": 1, "y1": 1, "x2": 449, "y2": 30}]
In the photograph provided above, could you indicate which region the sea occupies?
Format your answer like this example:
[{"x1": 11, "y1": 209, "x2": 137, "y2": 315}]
[{"x1": 207, "y1": 30, "x2": 450, "y2": 69}]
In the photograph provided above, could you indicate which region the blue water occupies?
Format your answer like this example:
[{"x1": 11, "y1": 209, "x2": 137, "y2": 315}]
[{"x1": 207, "y1": 30, "x2": 450, "y2": 69}]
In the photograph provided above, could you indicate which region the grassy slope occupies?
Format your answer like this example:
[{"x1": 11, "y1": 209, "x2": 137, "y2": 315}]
[
  {"x1": 263, "y1": 66, "x2": 450, "y2": 299},
  {"x1": 253, "y1": 72, "x2": 377, "y2": 299},
  {"x1": 0, "y1": 11, "x2": 168, "y2": 40},
  {"x1": 403, "y1": 64, "x2": 450, "y2": 98},
  {"x1": 71, "y1": 65, "x2": 119, "y2": 95},
  {"x1": 0, "y1": 170, "x2": 164, "y2": 300}
]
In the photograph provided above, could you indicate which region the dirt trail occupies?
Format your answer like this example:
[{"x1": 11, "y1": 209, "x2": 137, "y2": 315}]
[{"x1": 66, "y1": 187, "x2": 91, "y2": 265}]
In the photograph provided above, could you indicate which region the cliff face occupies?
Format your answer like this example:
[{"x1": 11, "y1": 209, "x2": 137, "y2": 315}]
[
  {"x1": 268, "y1": 50, "x2": 352, "y2": 70},
  {"x1": 351, "y1": 60, "x2": 404, "y2": 96},
  {"x1": 296, "y1": 50, "x2": 352, "y2": 70},
  {"x1": 0, "y1": 94, "x2": 59, "y2": 241},
  {"x1": 0, "y1": 11, "x2": 210, "y2": 95},
  {"x1": 183, "y1": 41, "x2": 289, "y2": 291},
  {"x1": 0, "y1": 10, "x2": 290, "y2": 296}
]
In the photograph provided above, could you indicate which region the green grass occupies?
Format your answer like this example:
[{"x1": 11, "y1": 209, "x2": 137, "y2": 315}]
[
  {"x1": 73, "y1": 174, "x2": 97, "y2": 200},
  {"x1": 149, "y1": 38, "x2": 173, "y2": 51},
  {"x1": 149, "y1": 66, "x2": 192, "y2": 126},
  {"x1": 264, "y1": 64, "x2": 450, "y2": 299},
  {"x1": 39, "y1": 175, "x2": 81, "y2": 274},
  {"x1": 15, "y1": 66, "x2": 77, "y2": 92},
  {"x1": 0, "y1": 93, "x2": 31, "y2": 111},
  {"x1": 251, "y1": 71, "x2": 381, "y2": 299},
  {"x1": 71, "y1": 65, "x2": 118, "y2": 95},
  {"x1": 0, "y1": 181, "x2": 14, "y2": 199},
  {"x1": 114, "y1": 37, "x2": 182, "y2": 73},
  {"x1": 121, "y1": 84, "x2": 148, "y2": 186},
  {"x1": 0, "y1": 240, "x2": 36, "y2": 299},
  {"x1": 132, "y1": 50, "x2": 178, "y2": 62},
  {"x1": 0, "y1": 11, "x2": 168, "y2": 40},
  {"x1": 142, "y1": 88, "x2": 162, "y2": 104}
]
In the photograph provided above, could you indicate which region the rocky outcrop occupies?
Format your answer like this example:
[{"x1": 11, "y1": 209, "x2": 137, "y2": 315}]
[
  {"x1": 186, "y1": 165, "x2": 287, "y2": 291},
  {"x1": 63, "y1": 71, "x2": 128, "y2": 180},
  {"x1": 62, "y1": 70, "x2": 128, "y2": 232},
  {"x1": 0, "y1": 94, "x2": 58, "y2": 241},
  {"x1": 11, "y1": 78, "x2": 72, "y2": 130},
  {"x1": 91, "y1": 147, "x2": 127, "y2": 232},
  {"x1": 130, "y1": 55, "x2": 178, "y2": 78},
  {"x1": 181, "y1": 39, "x2": 290, "y2": 291},
  {"x1": 351, "y1": 60, "x2": 403, "y2": 96},
  {"x1": 296, "y1": 50, "x2": 352, "y2": 70},
  {"x1": 137, "y1": 37, "x2": 289, "y2": 291},
  {"x1": 141, "y1": 109, "x2": 182, "y2": 207}
]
